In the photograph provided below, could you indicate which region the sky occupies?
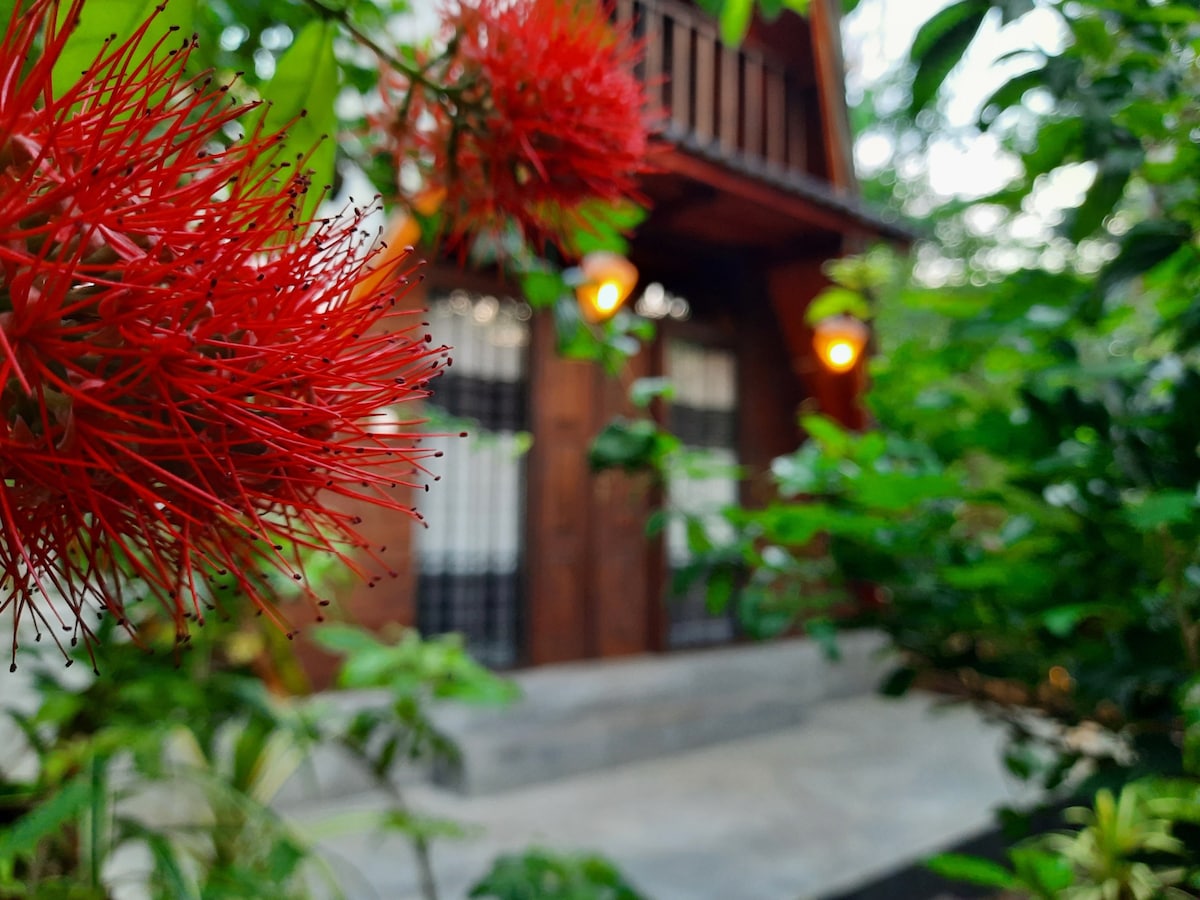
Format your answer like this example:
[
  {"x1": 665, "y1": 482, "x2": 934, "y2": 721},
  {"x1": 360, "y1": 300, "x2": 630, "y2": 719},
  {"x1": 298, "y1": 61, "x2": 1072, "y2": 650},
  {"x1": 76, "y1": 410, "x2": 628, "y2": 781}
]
[
  {"x1": 836, "y1": 0, "x2": 1118, "y2": 283},
  {"x1": 841, "y1": 0, "x2": 1070, "y2": 200}
]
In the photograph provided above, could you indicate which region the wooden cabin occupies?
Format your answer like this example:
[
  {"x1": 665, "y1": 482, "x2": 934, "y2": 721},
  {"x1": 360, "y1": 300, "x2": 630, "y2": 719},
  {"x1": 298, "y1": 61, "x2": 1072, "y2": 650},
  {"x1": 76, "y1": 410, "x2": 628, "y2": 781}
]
[{"x1": 309, "y1": 0, "x2": 905, "y2": 677}]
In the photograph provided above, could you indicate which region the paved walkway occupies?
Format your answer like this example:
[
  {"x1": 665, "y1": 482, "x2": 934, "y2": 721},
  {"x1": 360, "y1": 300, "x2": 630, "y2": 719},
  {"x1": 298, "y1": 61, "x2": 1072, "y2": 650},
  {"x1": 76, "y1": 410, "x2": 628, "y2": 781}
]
[{"x1": 284, "y1": 692, "x2": 1028, "y2": 900}]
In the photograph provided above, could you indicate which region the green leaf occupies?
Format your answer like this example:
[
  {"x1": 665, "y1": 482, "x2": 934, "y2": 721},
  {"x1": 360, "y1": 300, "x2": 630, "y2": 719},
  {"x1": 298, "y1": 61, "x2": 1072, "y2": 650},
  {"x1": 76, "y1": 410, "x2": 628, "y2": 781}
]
[
  {"x1": 630, "y1": 377, "x2": 675, "y2": 409},
  {"x1": 805, "y1": 287, "x2": 872, "y2": 324},
  {"x1": 1062, "y1": 164, "x2": 1132, "y2": 242},
  {"x1": 909, "y1": 0, "x2": 989, "y2": 113},
  {"x1": 1097, "y1": 220, "x2": 1192, "y2": 296},
  {"x1": 844, "y1": 470, "x2": 960, "y2": 511},
  {"x1": 705, "y1": 566, "x2": 736, "y2": 614},
  {"x1": 0, "y1": 776, "x2": 93, "y2": 862},
  {"x1": 806, "y1": 618, "x2": 841, "y2": 661},
  {"x1": 1042, "y1": 604, "x2": 1090, "y2": 638},
  {"x1": 588, "y1": 418, "x2": 673, "y2": 473},
  {"x1": 52, "y1": 0, "x2": 196, "y2": 98},
  {"x1": 927, "y1": 853, "x2": 1018, "y2": 890},
  {"x1": 760, "y1": 504, "x2": 827, "y2": 545},
  {"x1": 518, "y1": 268, "x2": 567, "y2": 308},
  {"x1": 565, "y1": 200, "x2": 645, "y2": 256},
  {"x1": 757, "y1": 0, "x2": 783, "y2": 20},
  {"x1": 1123, "y1": 490, "x2": 1196, "y2": 531},
  {"x1": 310, "y1": 623, "x2": 384, "y2": 656},
  {"x1": 685, "y1": 517, "x2": 713, "y2": 555},
  {"x1": 670, "y1": 562, "x2": 706, "y2": 596},
  {"x1": 258, "y1": 18, "x2": 339, "y2": 223},
  {"x1": 978, "y1": 68, "x2": 1048, "y2": 128},
  {"x1": 1009, "y1": 847, "x2": 1074, "y2": 894},
  {"x1": 719, "y1": 0, "x2": 754, "y2": 46},
  {"x1": 124, "y1": 825, "x2": 197, "y2": 900},
  {"x1": 1022, "y1": 117, "x2": 1084, "y2": 178},
  {"x1": 800, "y1": 414, "x2": 852, "y2": 456}
]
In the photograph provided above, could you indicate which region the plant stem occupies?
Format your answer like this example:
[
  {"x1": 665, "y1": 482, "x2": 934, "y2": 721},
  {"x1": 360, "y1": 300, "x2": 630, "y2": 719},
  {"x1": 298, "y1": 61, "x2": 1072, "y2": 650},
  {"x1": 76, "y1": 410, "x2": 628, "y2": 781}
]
[
  {"x1": 88, "y1": 755, "x2": 104, "y2": 891},
  {"x1": 341, "y1": 739, "x2": 441, "y2": 900},
  {"x1": 299, "y1": 0, "x2": 464, "y2": 99}
]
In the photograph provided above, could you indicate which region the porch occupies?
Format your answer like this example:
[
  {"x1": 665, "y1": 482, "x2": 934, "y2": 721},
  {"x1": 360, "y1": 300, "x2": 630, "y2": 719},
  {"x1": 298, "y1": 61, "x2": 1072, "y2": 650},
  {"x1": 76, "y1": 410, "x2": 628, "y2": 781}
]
[{"x1": 277, "y1": 636, "x2": 1029, "y2": 899}]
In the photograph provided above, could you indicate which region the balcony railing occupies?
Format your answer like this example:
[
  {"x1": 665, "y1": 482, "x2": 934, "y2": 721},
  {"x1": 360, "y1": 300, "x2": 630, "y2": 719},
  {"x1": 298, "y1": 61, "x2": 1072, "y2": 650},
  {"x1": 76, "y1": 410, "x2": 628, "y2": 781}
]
[{"x1": 616, "y1": 0, "x2": 815, "y2": 178}]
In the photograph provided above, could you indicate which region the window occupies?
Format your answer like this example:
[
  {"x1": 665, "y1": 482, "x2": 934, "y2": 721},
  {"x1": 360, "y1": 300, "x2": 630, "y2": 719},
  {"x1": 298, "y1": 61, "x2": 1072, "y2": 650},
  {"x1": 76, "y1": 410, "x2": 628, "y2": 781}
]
[
  {"x1": 664, "y1": 337, "x2": 740, "y2": 648},
  {"x1": 415, "y1": 290, "x2": 531, "y2": 667}
]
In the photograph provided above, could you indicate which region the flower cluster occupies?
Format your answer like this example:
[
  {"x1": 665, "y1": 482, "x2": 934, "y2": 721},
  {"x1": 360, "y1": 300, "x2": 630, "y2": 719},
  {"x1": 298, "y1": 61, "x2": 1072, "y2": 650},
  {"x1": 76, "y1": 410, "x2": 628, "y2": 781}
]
[
  {"x1": 379, "y1": 0, "x2": 653, "y2": 252},
  {"x1": 0, "y1": 0, "x2": 446, "y2": 665}
]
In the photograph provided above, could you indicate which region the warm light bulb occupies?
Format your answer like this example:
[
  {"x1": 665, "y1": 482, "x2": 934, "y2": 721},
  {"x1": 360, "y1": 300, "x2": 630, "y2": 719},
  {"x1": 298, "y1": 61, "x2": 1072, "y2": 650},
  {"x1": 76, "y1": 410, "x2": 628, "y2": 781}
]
[
  {"x1": 574, "y1": 252, "x2": 638, "y2": 323},
  {"x1": 812, "y1": 315, "x2": 869, "y2": 374},
  {"x1": 826, "y1": 341, "x2": 855, "y2": 369},
  {"x1": 595, "y1": 281, "x2": 621, "y2": 314}
]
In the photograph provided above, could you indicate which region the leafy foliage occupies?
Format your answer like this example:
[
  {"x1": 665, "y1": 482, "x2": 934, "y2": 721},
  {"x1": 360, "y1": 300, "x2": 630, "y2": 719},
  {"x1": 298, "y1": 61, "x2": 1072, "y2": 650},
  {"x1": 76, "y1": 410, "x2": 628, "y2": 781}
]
[
  {"x1": 0, "y1": 616, "x2": 516, "y2": 898},
  {"x1": 629, "y1": 11, "x2": 1200, "y2": 884},
  {"x1": 469, "y1": 849, "x2": 649, "y2": 900},
  {"x1": 931, "y1": 780, "x2": 1200, "y2": 899},
  {"x1": 690, "y1": 0, "x2": 1200, "y2": 783}
]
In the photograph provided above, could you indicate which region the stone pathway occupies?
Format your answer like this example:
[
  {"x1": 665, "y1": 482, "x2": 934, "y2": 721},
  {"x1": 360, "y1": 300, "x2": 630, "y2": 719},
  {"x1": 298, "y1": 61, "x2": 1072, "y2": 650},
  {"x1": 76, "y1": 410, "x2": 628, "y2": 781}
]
[{"x1": 283, "y1": 692, "x2": 1028, "y2": 900}]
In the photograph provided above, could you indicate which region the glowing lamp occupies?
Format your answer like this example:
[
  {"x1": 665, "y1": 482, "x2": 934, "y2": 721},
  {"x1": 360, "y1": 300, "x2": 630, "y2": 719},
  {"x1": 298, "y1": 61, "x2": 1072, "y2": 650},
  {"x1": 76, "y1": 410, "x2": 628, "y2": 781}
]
[
  {"x1": 813, "y1": 315, "x2": 868, "y2": 373},
  {"x1": 575, "y1": 252, "x2": 638, "y2": 323}
]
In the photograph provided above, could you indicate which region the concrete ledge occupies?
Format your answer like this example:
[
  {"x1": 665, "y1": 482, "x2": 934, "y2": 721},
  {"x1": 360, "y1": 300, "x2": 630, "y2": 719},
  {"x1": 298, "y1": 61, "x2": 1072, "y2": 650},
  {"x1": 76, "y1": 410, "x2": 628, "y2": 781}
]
[
  {"x1": 273, "y1": 631, "x2": 892, "y2": 805},
  {"x1": 435, "y1": 631, "x2": 891, "y2": 794}
]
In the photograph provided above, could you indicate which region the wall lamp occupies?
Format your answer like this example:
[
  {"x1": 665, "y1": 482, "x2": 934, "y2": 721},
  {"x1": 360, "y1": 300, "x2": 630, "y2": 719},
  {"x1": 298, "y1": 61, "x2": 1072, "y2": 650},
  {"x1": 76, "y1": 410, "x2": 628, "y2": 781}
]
[
  {"x1": 813, "y1": 315, "x2": 869, "y2": 373},
  {"x1": 573, "y1": 252, "x2": 639, "y2": 324}
]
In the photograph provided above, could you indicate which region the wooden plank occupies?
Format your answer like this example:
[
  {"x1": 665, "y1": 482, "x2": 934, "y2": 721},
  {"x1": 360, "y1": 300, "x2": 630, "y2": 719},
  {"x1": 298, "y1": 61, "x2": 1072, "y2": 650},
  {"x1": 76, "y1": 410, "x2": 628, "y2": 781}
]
[
  {"x1": 785, "y1": 78, "x2": 807, "y2": 173},
  {"x1": 765, "y1": 65, "x2": 787, "y2": 170},
  {"x1": 643, "y1": 4, "x2": 664, "y2": 109},
  {"x1": 807, "y1": 0, "x2": 858, "y2": 191},
  {"x1": 735, "y1": 277, "x2": 806, "y2": 493},
  {"x1": 643, "y1": 334, "x2": 669, "y2": 652},
  {"x1": 743, "y1": 53, "x2": 764, "y2": 160},
  {"x1": 670, "y1": 18, "x2": 691, "y2": 133},
  {"x1": 718, "y1": 45, "x2": 738, "y2": 156},
  {"x1": 693, "y1": 26, "x2": 716, "y2": 143},
  {"x1": 589, "y1": 346, "x2": 656, "y2": 658},
  {"x1": 525, "y1": 313, "x2": 595, "y2": 664}
]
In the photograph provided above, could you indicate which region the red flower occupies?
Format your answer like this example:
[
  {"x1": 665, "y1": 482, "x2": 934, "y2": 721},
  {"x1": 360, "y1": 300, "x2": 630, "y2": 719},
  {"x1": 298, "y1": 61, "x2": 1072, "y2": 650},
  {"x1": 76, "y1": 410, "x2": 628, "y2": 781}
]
[
  {"x1": 0, "y1": 0, "x2": 446, "y2": 667},
  {"x1": 380, "y1": 0, "x2": 653, "y2": 251}
]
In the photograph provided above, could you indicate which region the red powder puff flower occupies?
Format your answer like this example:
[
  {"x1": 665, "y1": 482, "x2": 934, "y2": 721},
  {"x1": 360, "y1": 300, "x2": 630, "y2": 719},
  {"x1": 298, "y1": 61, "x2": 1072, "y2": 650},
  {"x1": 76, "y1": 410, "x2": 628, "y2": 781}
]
[
  {"x1": 379, "y1": 0, "x2": 654, "y2": 252},
  {"x1": 0, "y1": 0, "x2": 448, "y2": 667}
]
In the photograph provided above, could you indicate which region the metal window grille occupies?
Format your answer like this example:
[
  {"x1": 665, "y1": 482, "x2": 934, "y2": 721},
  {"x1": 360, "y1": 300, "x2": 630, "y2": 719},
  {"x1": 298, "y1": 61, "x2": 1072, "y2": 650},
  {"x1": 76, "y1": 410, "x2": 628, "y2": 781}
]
[
  {"x1": 664, "y1": 338, "x2": 740, "y2": 649},
  {"x1": 416, "y1": 290, "x2": 531, "y2": 668}
]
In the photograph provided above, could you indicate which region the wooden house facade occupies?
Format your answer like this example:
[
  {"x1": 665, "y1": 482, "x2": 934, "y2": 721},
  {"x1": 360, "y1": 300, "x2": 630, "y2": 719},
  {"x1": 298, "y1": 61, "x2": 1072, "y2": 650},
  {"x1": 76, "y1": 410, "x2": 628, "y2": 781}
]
[{"x1": 315, "y1": 0, "x2": 905, "y2": 675}]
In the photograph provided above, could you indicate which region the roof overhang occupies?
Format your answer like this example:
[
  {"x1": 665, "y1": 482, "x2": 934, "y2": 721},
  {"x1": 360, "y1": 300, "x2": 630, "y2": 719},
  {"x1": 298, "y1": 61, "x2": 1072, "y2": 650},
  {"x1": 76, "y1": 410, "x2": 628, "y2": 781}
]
[{"x1": 637, "y1": 142, "x2": 915, "y2": 259}]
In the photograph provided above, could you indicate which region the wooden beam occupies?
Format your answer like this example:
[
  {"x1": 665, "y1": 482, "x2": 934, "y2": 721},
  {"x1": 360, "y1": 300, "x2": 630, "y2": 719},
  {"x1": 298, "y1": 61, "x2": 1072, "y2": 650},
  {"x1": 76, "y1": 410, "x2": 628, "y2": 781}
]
[
  {"x1": 654, "y1": 147, "x2": 869, "y2": 238},
  {"x1": 589, "y1": 347, "x2": 656, "y2": 658},
  {"x1": 694, "y1": 24, "x2": 716, "y2": 143},
  {"x1": 807, "y1": 0, "x2": 858, "y2": 193},
  {"x1": 525, "y1": 314, "x2": 595, "y2": 664},
  {"x1": 718, "y1": 45, "x2": 738, "y2": 156},
  {"x1": 671, "y1": 17, "x2": 691, "y2": 131}
]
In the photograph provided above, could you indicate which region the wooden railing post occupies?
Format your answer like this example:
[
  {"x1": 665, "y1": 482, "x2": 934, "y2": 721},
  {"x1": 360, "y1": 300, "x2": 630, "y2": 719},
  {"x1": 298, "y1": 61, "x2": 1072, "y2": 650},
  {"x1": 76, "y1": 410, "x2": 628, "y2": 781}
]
[{"x1": 628, "y1": 0, "x2": 812, "y2": 179}]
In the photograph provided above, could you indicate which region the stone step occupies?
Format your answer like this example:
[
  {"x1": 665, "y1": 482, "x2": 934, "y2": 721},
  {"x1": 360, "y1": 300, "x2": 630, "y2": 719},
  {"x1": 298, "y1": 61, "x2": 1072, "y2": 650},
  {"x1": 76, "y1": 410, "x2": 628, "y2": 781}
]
[
  {"x1": 433, "y1": 631, "x2": 891, "y2": 795},
  {"x1": 283, "y1": 691, "x2": 1023, "y2": 900},
  {"x1": 274, "y1": 631, "x2": 891, "y2": 806}
]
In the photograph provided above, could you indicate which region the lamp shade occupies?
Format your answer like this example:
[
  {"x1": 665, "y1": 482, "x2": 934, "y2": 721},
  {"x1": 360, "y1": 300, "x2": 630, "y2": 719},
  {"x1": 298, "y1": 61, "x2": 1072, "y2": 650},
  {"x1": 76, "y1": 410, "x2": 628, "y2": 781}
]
[
  {"x1": 575, "y1": 252, "x2": 638, "y2": 323},
  {"x1": 813, "y1": 315, "x2": 869, "y2": 373}
]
